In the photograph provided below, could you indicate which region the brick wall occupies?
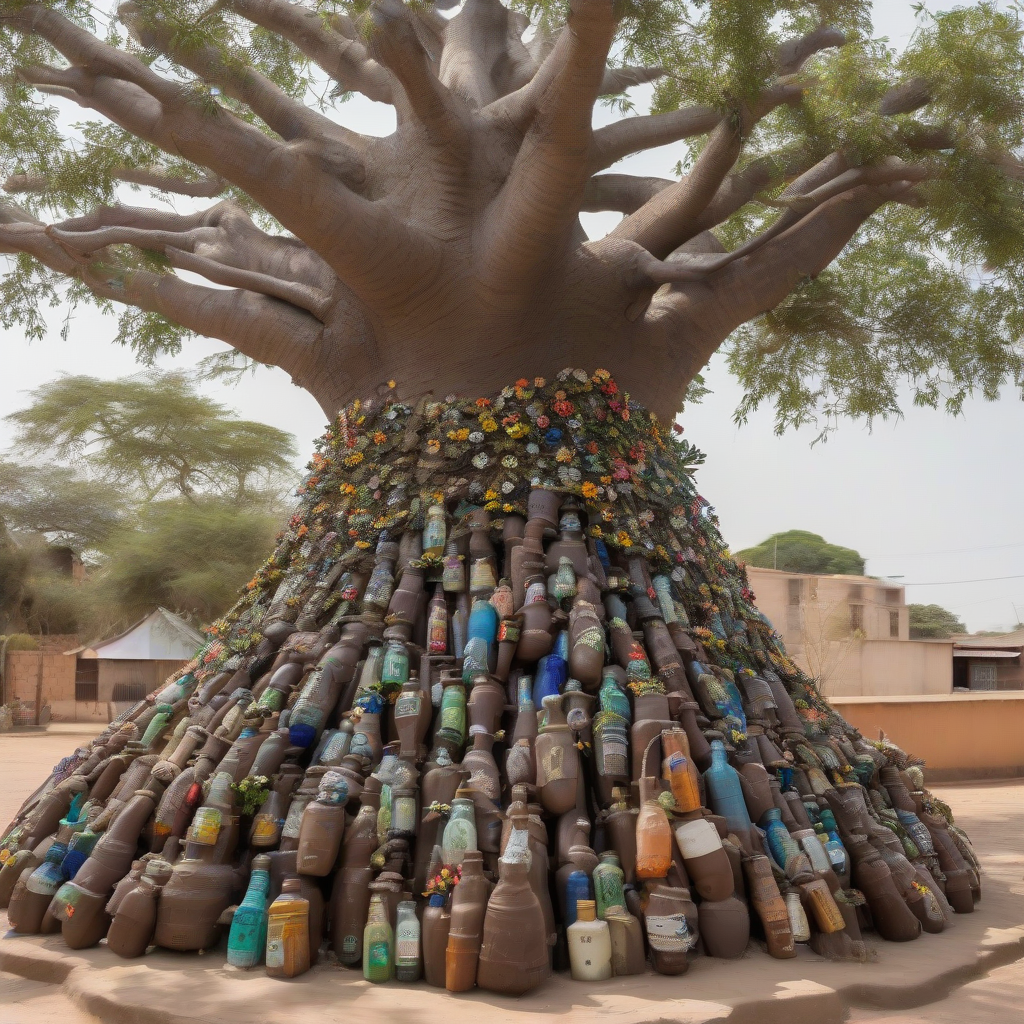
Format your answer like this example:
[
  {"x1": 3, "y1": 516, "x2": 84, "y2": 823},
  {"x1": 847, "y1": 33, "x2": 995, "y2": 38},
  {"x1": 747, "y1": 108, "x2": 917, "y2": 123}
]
[{"x1": 4, "y1": 651, "x2": 77, "y2": 704}]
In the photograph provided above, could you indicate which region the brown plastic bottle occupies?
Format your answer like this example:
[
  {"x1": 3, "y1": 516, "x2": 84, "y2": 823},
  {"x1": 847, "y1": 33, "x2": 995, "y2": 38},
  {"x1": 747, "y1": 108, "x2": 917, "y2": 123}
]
[
  {"x1": 71, "y1": 786, "x2": 164, "y2": 899},
  {"x1": 738, "y1": 762, "x2": 775, "y2": 823},
  {"x1": 743, "y1": 854, "x2": 795, "y2": 958},
  {"x1": 445, "y1": 849, "x2": 493, "y2": 992},
  {"x1": 476, "y1": 857, "x2": 551, "y2": 995},
  {"x1": 698, "y1": 895, "x2": 750, "y2": 958},
  {"x1": 604, "y1": 797, "x2": 639, "y2": 884},
  {"x1": 534, "y1": 694, "x2": 580, "y2": 815},
  {"x1": 568, "y1": 600, "x2": 605, "y2": 691},
  {"x1": 848, "y1": 837, "x2": 921, "y2": 941},
  {"x1": 330, "y1": 803, "x2": 378, "y2": 964},
  {"x1": 422, "y1": 894, "x2": 452, "y2": 988},
  {"x1": 107, "y1": 873, "x2": 164, "y2": 958},
  {"x1": 673, "y1": 813, "x2": 733, "y2": 901},
  {"x1": 266, "y1": 878, "x2": 310, "y2": 978},
  {"x1": 296, "y1": 771, "x2": 349, "y2": 876},
  {"x1": 0, "y1": 845, "x2": 43, "y2": 910},
  {"x1": 606, "y1": 911, "x2": 646, "y2": 975},
  {"x1": 466, "y1": 676, "x2": 506, "y2": 735},
  {"x1": 643, "y1": 884, "x2": 698, "y2": 975},
  {"x1": 154, "y1": 819, "x2": 242, "y2": 951},
  {"x1": 511, "y1": 519, "x2": 547, "y2": 610}
]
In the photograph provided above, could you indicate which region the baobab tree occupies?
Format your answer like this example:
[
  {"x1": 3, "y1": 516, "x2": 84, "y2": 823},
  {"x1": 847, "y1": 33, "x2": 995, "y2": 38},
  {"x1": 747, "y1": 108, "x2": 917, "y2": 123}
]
[
  {"x1": 1, "y1": 0, "x2": 1022, "y2": 431},
  {"x1": 0, "y1": 0, "x2": 991, "y2": 975}
]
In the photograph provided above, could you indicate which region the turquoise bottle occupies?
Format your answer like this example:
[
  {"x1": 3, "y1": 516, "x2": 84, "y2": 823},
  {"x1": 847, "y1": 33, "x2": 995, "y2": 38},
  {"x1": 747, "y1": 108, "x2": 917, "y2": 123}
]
[
  {"x1": 761, "y1": 807, "x2": 801, "y2": 874},
  {"x1": 140, "y1": 703, "x2": 174, "y2": 748},
  {"x1": 227, "y1": 854, "x2": 272, "y2": 968},
  {"x1": 703, "y1": 740, "x2": 752, "y2": 839}
]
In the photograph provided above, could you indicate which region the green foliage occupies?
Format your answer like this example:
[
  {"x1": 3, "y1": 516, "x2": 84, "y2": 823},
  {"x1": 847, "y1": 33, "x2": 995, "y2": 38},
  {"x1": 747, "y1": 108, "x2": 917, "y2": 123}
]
[
  {"x1": 0, "y1": 461, "x2": 126, "y2": 549},
  {"x1": 908, "y1": 603, "x2": 966, "y2": 639},
  {"x1": 6, "y1": 370, "x2": 297, "y2": 502},
  {"x1": 0, "y1": 369, "x2": 297, "y2": 636},
  {"x1": 4, "y1": 1, "x2": 1024, "y2": 431},
  {"x1": 2, "y1": 633, "x2": 39, "y2": 652},
  {"x1": 95, "y1": 496, "x2": 281, "y2": 623},
  {"x1": 735, "y1": 529, "x2": 865, "y2": 575}
]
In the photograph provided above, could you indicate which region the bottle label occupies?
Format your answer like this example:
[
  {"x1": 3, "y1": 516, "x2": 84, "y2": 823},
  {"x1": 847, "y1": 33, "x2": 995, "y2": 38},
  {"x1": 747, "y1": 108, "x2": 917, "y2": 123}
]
[
  {"x1": 251, "y1": 814, "x2": 280, "y2": 841},
  {"x1": 395, "y1": 937, "x2": 418, "y2": 961},
  {"x1": 190, "y1": 807, "x2": 222, "y2": 845},
  {"x1": 342, "y1": 935, "x2": 357, "y2": 954},
  {"x1": 368, "y1": 940, "x2": 391, "y2": 969},
  {"x1": 395, "y1": 693, "x2": 420, "y2": 719},
  {"x1": 598, "y1": 738, "x2": 627, "y2": 777},
  {"x1": 646, "y1": 913, "x2": 696, "y2": 952},
  {"x1": 440, "y1": 703, "x2": 465, "y2": 734},
  {"x1": 266, "y1": 933, "x2": 285, "y2": 969}
]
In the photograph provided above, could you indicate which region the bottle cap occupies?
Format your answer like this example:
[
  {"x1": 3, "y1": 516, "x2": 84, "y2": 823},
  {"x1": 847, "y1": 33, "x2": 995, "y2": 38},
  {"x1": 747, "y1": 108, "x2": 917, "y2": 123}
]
[{"x1": 576, "y1": 899, "x2": 597, "y2": 922}]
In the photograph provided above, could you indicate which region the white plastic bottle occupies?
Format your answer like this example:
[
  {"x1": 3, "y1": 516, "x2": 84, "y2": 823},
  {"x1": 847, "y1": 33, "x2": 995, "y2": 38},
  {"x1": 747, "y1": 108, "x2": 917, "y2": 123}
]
[{"x1": 567, "y1": 899, "x2": 612, "y2": 981}]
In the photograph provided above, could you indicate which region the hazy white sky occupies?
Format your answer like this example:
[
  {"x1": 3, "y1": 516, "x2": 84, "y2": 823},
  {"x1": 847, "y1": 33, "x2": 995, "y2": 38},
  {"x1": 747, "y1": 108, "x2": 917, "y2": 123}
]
[{"x1": 3, "y1": 1, "x2": 1023, "y2": 632}]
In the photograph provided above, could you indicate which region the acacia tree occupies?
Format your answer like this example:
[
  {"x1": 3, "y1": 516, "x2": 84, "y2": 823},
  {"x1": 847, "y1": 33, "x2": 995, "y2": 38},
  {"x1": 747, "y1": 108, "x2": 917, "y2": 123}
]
[{"x1": 2, "y1": 1, "x2": 1024, "y2": 429}]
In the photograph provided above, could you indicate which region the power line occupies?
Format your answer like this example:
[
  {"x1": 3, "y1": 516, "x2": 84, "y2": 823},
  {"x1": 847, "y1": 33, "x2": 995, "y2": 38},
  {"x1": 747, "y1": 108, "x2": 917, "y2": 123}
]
[
  {"x1": 901, "y1": 573, "x2": 1024, "y2": 586},
  {"x1": 871, "y1": 540, "x2": 1024, "y2": 558}
]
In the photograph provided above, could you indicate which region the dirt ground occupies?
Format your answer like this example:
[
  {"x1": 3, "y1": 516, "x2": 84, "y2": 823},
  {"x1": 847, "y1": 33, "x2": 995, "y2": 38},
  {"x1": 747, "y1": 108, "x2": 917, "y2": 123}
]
[{"x1": 1, "y1": 725, "x2": 1021, "y2": 1024}]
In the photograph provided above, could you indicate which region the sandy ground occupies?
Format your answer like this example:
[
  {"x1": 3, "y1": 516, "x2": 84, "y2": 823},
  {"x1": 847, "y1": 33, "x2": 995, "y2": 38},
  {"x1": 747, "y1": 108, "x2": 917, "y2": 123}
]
[{"x1": 1, "y1": 726, "x2": 1021, "y2": 1024}]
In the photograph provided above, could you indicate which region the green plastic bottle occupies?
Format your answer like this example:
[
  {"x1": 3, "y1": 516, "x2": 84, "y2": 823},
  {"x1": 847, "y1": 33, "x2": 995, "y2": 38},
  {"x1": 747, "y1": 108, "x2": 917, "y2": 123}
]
[{"x1": 362, "y1": 893, "x2": 394, "y2": 983}]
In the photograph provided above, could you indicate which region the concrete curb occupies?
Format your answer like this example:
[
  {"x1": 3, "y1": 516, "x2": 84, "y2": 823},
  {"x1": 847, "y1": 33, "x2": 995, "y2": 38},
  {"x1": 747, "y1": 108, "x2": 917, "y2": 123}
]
[{"x1": 4, "y1": 912, "x2": 1023, "y2": 1024}]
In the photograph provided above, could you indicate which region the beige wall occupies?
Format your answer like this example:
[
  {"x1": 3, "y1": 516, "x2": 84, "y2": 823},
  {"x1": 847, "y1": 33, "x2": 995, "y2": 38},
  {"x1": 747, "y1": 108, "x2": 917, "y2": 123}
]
[
  {"x1": 745, "y1": 566, "x2": 948, "y2": 697},
  {"x1": 2, "y1": 652, "x2": 184, "y2": 723},
  {"x1": 4, "y1": 651, "x2": 76, "y2": 705},
  {"x1": 816, "y1": 638, "x2": 953, "y2": 698},
  {"x1": 835, "y1": 692, "x2": 1024, "y2": 781}
]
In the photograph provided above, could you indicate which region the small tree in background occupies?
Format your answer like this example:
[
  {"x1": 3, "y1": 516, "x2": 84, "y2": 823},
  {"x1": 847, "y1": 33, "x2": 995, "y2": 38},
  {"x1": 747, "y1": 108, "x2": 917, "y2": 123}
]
[
  {"x1": 908, "y1": 603, "x2": 966, "y2": 639},
  {"x1": 735, "y1": 529, "x2": 865, "y2": 575},
  {"x1": 1, "y1": 371, "x2": 297, "y2": 635}
]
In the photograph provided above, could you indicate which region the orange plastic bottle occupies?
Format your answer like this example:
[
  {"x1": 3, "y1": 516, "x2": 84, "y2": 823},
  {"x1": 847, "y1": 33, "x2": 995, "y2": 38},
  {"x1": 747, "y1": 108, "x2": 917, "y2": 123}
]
[
  {"x1": 661, "y1": 729, "x2": 701, "y2": 813},
  {"x1": 635, "y1": 778, "x2": 673, "y2": 880}
]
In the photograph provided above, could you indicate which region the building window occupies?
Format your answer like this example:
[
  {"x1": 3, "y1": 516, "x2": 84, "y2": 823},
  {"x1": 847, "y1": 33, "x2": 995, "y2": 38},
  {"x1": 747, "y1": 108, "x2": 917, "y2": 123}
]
[
  {"x1": 788, "y1": 579, "x2": 802, "y2": 606},
  {"x1": 74, "y1": 658, "x2": 98, "y2": 702},
  {"x1": 969, "y1": 662, "x2": 998, "y2": 690},
  {"x1": 889, "y1": 610, "x2": 900, "y2": 638},
  {"x1": 850, "y1": 604, "x2": 864, "y2": 632}
]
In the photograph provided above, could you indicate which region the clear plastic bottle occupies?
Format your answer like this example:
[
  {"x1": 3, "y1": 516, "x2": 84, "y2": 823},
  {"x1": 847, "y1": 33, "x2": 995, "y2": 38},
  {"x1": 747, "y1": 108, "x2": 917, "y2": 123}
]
[
  {"x1": 394, "y1": 900, "x2": 422, "y2": 982},
  {"x1": 441, "y1": 794, "x2": 478, "y2": 868},
  {"x1": 567, "y1": 899, "x2": 612, "y2": 981}
]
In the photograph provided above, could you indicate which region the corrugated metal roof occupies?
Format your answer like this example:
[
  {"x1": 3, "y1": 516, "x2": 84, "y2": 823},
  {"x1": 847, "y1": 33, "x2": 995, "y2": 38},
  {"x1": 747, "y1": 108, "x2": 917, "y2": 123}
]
[
  {"x1": 952, "y1": 649, "x2": 1021, "y2": 659},
  {"x1": 953, "y1": 627, "x2": 1024, "y2": 650}
]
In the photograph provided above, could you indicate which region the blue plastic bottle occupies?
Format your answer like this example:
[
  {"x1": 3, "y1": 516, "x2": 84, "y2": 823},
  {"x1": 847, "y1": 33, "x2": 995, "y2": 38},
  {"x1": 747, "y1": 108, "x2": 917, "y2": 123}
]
[
  {"x1": 703, "y1": 740, "x2": 752, "y2": 840},
  {"x1": 564, "y1": 870, "x2": 592, "y2": 927}
]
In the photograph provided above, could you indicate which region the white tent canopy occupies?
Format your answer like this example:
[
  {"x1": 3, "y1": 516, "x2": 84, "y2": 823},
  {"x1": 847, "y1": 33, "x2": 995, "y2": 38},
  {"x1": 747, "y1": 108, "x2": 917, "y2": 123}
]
[{"x1": 70, "y1": 607, "x2": 203, "y2": 661}]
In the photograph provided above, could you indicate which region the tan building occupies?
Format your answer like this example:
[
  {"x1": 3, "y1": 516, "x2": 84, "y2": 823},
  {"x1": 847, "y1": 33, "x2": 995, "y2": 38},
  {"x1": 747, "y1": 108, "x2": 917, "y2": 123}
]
[{"x1": 745, "y1": 566, "x2": 952, "y2": 698}]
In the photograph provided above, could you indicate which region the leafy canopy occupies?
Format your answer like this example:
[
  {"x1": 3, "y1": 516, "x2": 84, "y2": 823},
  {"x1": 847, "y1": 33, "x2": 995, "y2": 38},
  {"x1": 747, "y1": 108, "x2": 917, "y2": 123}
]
[
  {"x1": 3, "y1": 2, "x2": 1024, "y2": 431},
  {"x1": 735, "y1": 528, "x2": 865, "y2": 575},
  {"x1": 5, "y1": 371, "x2": 296, "y2": 502},
  {"x1": 908, "y1": 602, "x2": 965, "y2": 638},
  {"x1": 1, "y1": 370, "x2": 297, "y2": 635}
]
